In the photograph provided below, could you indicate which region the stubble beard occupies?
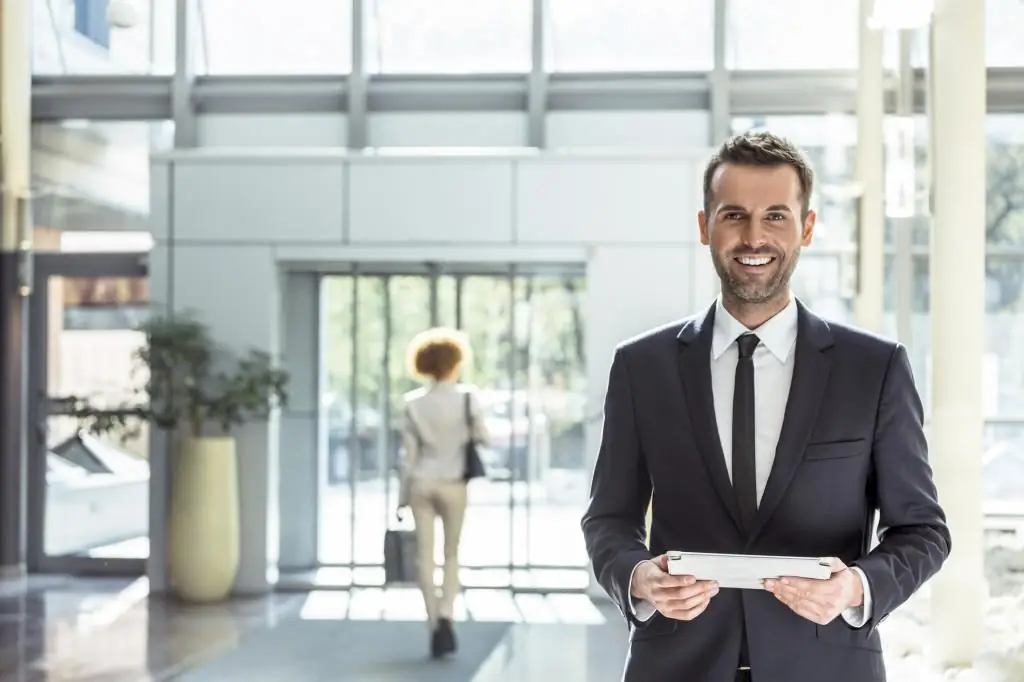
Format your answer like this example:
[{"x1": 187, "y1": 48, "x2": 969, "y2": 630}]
[{"x1": 712, "y1": 247, "x2": 801, "y2": 306}]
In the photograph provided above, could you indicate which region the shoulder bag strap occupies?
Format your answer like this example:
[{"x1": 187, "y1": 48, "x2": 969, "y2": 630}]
[{"x1": 464, "y1": 391, "x2": 475, "y2": 443}]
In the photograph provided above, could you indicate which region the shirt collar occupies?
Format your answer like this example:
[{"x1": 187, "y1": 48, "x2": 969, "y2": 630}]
[{"x1": 711, "y1": 295, "x2": 798, "y2": 362}]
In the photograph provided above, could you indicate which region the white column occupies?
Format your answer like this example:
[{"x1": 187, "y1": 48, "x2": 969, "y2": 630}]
[
  {"x1": 853, "y1": 0, "x2": 885, "y2": 333},
  {"x1": 928, "y1": 0, "x2": 986, "y2": 667},
  {"x1": 1, "y1": 0, "x2": 31, "y2": 251},
  {"x1": 0, "y1": 0, "x2": 32, "y2": 580}
]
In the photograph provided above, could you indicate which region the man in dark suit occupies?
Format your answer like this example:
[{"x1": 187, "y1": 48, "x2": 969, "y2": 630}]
[{"x1": 581, "y1": 131, "x2": 950, "y2": 682}]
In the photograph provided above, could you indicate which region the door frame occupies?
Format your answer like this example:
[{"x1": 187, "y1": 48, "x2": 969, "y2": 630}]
[
  {"x1": 313, "y1": 264, "x2": 591, "y2": 589},
  {"x1": 26, "y1": 252, "x2": 149, "y2": 576}
]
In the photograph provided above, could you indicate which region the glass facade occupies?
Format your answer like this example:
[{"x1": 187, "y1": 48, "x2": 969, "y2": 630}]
[
  {"x1": 365, "y1": 0, "x2": 531, "y2": 73},
  {"x1": 320, "y1": 271, "x2": 588, "y2": 590},
  {"x1": 546, "y1": 0, "x2": 714, "y2": 72},
  {"x1": 32, "y1": 0, "x2": 176, "y2": 74},
  {"x1": 195, "y1": 0, "x2": 353, "y2": 74}
]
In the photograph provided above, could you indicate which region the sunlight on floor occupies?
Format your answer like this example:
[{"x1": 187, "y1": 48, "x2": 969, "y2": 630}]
[
  {"x1": 75, "y1": 577, "x2": 150, "y2": 633},
  {"x1": 298, "y1": 588, "x2": 607, "y2": 626}
]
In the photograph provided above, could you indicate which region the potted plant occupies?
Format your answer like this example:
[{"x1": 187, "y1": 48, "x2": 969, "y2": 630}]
[{"x1": 56, "y1": 311, "x2": 289, "y2": 602}]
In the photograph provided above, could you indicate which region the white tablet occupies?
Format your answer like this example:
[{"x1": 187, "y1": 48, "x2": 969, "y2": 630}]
[{"x1": 666, "y1": 551, "x2": 833, "y2": 590}]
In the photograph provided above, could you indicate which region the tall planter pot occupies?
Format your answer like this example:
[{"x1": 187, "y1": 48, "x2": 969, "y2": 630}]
[{"x1": 168, "y1": 436, "x2": 240, "y2": 602}]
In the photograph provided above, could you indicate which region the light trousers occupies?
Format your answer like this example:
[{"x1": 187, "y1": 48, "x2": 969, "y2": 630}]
[{"x1": 408, "y1": 478, "x2": 468, "y2": 626}]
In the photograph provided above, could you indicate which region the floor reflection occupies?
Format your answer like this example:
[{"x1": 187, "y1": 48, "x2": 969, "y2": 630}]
[
  {"x1": 1, "y1": 575, "x2": 1015, "y2": 682},
  {"x1": 0, "y1": 575, "x2": 306, "y2": 682},
  {"x1": 0, "y1": 576, "x2": 606, "y2": 681}
]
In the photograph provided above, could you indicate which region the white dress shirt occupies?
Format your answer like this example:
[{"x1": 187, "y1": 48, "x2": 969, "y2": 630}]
[{"x1": 631, "y1": 297, "x2": 872, "y2": 626}]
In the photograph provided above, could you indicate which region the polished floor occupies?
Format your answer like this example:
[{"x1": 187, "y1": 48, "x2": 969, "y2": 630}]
[{"x1": 0, "y1": 575, "x2": 1018, "y2": 681}]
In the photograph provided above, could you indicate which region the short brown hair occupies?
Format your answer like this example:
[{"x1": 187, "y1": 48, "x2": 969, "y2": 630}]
[
  {"x1": 703, "y1": 131, "x2": 815, "y2": 218},
  {"x1": 406, "y1": 327, "x2": 470, "y2": 381}
]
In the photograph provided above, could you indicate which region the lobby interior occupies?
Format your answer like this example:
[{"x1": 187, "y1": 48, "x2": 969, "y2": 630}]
[{"x1": 1, "y1": 0, "x2": 1021, "y2": 680}]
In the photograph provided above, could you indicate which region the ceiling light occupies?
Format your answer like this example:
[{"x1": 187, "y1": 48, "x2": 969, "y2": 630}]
[{"x1": 107, "y1": 1, "x2": 140, "y2": 29}]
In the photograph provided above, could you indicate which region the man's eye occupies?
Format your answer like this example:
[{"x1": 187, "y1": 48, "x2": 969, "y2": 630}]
[
  {"x1": 765, "y1": 213, "x2": 787, "y2": 221},
  {"x1": 724, "y1": 212, "x2": 745, "y2": 220}
]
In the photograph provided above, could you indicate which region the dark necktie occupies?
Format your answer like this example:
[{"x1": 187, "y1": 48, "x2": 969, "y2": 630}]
[
  {"x1": 733, "y1": 333, "x2": 760, "y2": 535},
  {"x1": 734, "y1": 333, "x2": 760, "y2": 672}
]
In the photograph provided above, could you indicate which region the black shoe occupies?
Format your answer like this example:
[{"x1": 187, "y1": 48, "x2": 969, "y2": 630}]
[{"x1": 431, "y1": 617, "x2": 457, "y2": 658}]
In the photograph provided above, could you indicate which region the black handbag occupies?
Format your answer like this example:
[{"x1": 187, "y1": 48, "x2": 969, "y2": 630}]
[{"x1": 463, "y1": 392, "x2": 487, "y2": 480}]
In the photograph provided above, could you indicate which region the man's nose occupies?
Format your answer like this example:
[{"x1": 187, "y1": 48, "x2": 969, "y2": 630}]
[{"x1": 740, "y1": 222, "x2": 768, "y2": 247}]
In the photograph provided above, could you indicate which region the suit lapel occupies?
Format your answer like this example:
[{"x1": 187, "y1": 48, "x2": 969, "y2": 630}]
[
  {"x1": 748, "y1": 301, "x2": 834, "y2": 543},
  {"x1": 677, "y1": 303, "x2": 743, "y2": 534}
]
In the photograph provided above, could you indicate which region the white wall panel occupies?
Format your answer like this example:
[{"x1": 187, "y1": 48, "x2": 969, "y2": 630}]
[
  {"x1": 170, "y1": 244, "x2": 277, "y2": 349},
  {"x1": 172, "y1": 162, "x2": 346, "y2": 243},
  {"x1": 547, "y1": 111, "x2": 711, "y2": 149},
  {"x1": 275, "y1": 244, "x2": 586, "y2": 268},
  {"x1": 198, "y1": 114, "x2": 348, "y2": 147},
  {"x1": 516, "y1": 159, "x2": 699, "y2": 244},
  {"x1": 348, "y1": 160, "x2": 514, "y2": 243},
  {"x1": 368, "y1": 112, "x2": 528, "y2": 148},
  {"x1": 148, "y1": 162, "x2": 171, "y2": 241},
  {"x1": 582, "y1": 243, "x2": 700, "y2": 598}
]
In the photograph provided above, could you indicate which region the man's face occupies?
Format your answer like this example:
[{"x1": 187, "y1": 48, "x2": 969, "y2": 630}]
[{"x1": 698, "y1": 163, "x2": 815, "y2": 305}]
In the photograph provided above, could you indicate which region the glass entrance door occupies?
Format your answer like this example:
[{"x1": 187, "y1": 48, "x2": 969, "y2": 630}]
[
  {"x1": 26, "y1": 253, "x2": 150, "y2": 575},
  {"x1": 318, "y1": 265, "x2": 589, "y2": 591}
]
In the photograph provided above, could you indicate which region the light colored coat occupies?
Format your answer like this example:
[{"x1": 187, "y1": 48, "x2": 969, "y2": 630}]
[{"x1": 399, "y1": 381, "x2": 490, "y2": 504}]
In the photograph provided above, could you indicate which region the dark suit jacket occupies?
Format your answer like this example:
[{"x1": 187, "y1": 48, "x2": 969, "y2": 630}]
[{"x1": 581, "y1": 300, "x2": 950, "y2": 682}]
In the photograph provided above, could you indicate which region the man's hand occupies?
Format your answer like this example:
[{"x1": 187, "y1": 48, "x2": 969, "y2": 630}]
[
  {"x1": 631, "y1": 554, "x2": 719, "y2": 621},
  {"x1": 763, "y1": 557, "x2": 863, "y2": 625}
]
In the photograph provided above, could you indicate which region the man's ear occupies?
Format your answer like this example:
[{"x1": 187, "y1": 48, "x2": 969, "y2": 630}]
[
  {"x1": 801, "y1": 209, "x2": 816, "y2": 246},
  {"x1": 698, "y1": 210, "x2": 710, "y2": 246}
]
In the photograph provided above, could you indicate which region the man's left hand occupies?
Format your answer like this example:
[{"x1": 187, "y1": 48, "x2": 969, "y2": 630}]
[{"x1": 763, "y1": 558, "x2": 863, "y2": 625}]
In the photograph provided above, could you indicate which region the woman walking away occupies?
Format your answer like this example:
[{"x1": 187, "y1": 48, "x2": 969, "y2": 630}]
[{"x1": 398, "y1": 327, "x2": 490, "y2": 658}]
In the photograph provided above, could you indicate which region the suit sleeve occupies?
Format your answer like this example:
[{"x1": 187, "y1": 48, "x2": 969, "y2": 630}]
[
  {"x1": 581, "y1": 348, "x2": 654, "y2": 626},
  {"x1": 853, "y1": 344, "x2": 951, "y2": 632}
]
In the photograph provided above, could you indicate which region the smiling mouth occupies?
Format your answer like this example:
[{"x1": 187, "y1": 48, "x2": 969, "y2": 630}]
[{"x1": 734, "y1": 255, "x2": 776, "y2": 267}]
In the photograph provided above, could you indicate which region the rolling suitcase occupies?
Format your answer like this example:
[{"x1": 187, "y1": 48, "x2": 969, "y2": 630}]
[
  {"x1": 384, "y1": 456, "x2": 418, "y2": 585},
  {"x1": 384, "y1": 526, "x2": 418, "y2": 584}
]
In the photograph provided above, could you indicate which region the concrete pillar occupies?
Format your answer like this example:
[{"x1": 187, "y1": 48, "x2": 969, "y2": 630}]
[
  {"x1": 853, "y1": 0, "x2": 885, "y2": 333},
  {"x1": 928, "y1": 0, "x2": 986, "y2": 666},
  {"x1": 277, "y1": 273, "x2": 321, "y2": 571},
  {"x1": 0, "y1": 0, "x2": 32, "y2": 581}
]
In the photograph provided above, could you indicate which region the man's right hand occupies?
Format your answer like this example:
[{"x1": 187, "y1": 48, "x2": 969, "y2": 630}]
[{"x1": 631, "y1": 554, "x2": 719, "y2": 621}]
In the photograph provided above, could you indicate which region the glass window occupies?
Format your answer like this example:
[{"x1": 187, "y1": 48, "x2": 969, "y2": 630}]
[
  {"x1": 546, "y1": 0, "x2": 713, "y2": 72},
  {"x1": 33, "y1": 0, "x2": 175, "y2": 74},
  {"x1": 42, "y1": 269, "x2": 151, "y2": 560},
  {"x1": 986, "y1": 116, "x2": 1024, "y2": 433},
  {"x1": 987, "y1": 115, "x2": 1024, "y2": 247},
  {"x1": 31, "y1": 121, "x2": 174, "y2": 251},
  {"x1": 987, "y1": 0, "x2": 1024, "y2": 66},
  {"x1": 365, "y1": 0, "x2": 530, "y2": 73},
  {"x1": 881, "y1": 29, "x2": 929, "y2": 70},
  {"x1": 883, "y1": 114, "x2": 930, "y2": 247},
  {"x1": 727, "y1": 0, "x2": 858, "y2": 70},
  {"x1": 730, "y1": 115, "x2": 858, "y2": 249},
  {"x1": 985, "y1": 258, "x2": 1024, "y2": 491},
  {"x1": 790, "y1": 254, "x2": 854, "y2": 323},
  {"x1": 197, "y1": 0, "x2": 352, "y2": 74}
]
